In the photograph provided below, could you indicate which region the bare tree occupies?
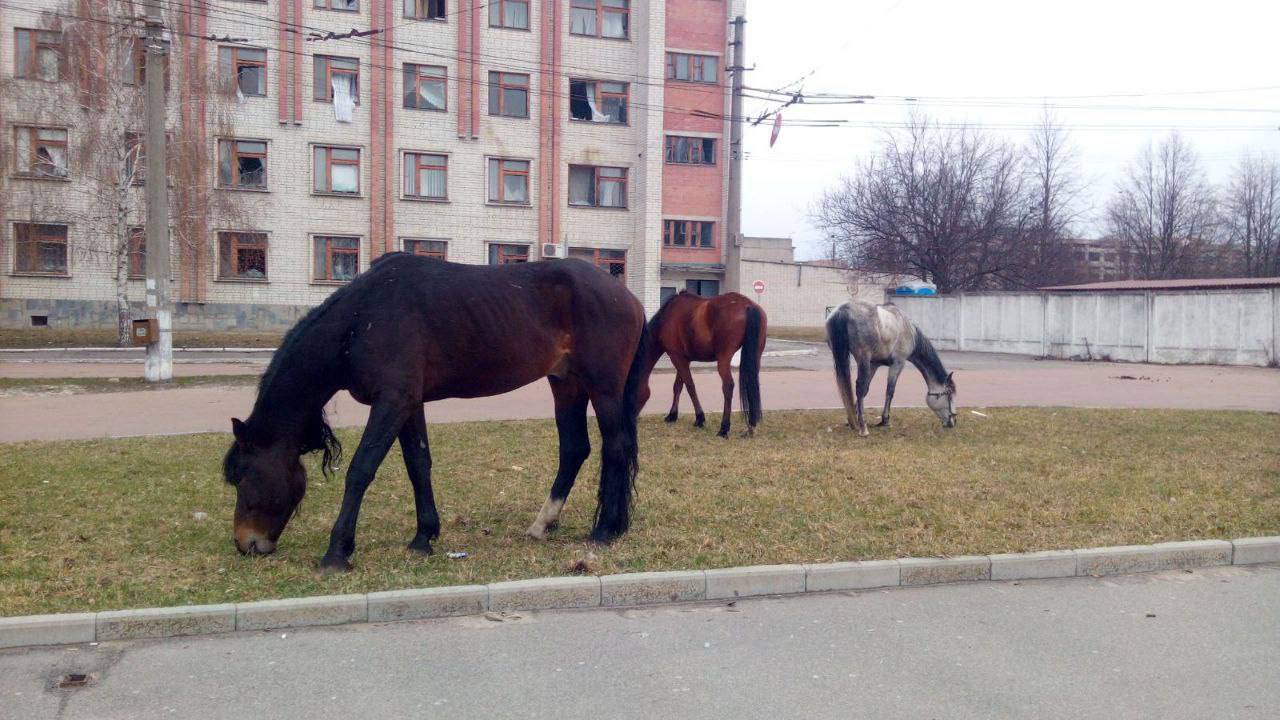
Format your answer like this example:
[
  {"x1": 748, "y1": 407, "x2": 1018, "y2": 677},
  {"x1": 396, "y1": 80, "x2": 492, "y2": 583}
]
[
  {"x1": 1105, "y1": 133, "x2": 1219, "y2": 279},
  {"x1": 1223, "y1": 152, "x2": 1280, "y2": 277},
  {"x1": 812, "y1": 117, "x2": 1030, "y2": 293},
  {"x1": 1012, "y1": 109, "x2": 1087, "y2": 287},
  {"x1": 2, "y1": 0, "x2": 240, "y2": 345}
]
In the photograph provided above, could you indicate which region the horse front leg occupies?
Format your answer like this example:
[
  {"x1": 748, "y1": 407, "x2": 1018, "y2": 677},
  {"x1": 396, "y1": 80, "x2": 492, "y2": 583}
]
[
  {"x1": 665, "y1": 373, "x2": 683, "y2": 423},
  {"x1": 716, "y1": 355, "x2": 735, "y2": 438},
  {"x1": 673, "y1": 355, "x2": 705, "y2": 427},
  {"x1": 320, "y1": 402, "x2": 411, "y2": 572},
  {"x1": 400, "y1": 407, "x2": 440, "y2": 556},
  {"x1": 878, "y1": 363, "x2": 904, "y2": 428},
  {"x1": 527, "y1": 378, "x2": 591, "y2": 540}
]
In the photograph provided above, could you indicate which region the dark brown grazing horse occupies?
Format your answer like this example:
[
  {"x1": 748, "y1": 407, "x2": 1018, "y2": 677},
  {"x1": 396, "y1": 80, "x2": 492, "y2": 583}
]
[
  {"x1": 638, "y1": 291, "x2": 766, "y2": 437},
  {"x1": 223, "y1": 254, "x2": 648, "y2": 571}
]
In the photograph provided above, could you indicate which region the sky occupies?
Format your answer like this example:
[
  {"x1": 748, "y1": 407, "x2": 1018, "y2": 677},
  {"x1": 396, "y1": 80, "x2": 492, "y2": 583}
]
[{"x1": 739, "y1": 0, "x2": 1280, "y2": 260}]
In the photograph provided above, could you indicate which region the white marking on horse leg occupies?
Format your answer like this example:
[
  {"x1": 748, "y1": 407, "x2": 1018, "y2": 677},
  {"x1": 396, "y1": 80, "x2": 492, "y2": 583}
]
[{"x1": 525, "y1": 497, "x2": 566, "y2": 540}]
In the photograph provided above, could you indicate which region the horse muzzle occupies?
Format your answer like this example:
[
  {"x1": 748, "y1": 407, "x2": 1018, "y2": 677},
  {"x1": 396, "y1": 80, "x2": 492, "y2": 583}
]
[{"x1": 234, "y1": 527, "x2": 277, "y2": 555}]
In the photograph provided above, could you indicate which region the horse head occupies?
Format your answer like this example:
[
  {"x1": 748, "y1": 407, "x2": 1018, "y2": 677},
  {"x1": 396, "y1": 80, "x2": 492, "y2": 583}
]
[
  {"x1": 925, "y1": 371, "x2": 957, "y2": 428},
  {"x1": 223, "y1": 417, "x2": 308, "y2": 555}
]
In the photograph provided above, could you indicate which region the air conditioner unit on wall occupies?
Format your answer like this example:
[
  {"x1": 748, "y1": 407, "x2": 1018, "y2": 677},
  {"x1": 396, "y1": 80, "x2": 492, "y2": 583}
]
[{"x1": 542, "y1": 243, "x2": 566, "y2": 259}]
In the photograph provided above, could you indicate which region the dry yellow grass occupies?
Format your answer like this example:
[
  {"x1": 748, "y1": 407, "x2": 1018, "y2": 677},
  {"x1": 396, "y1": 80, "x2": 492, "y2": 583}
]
[
  {"x1": 0, "y1": 327, "x2": 283, "y2": 348},
  {"x1": 0, "y1": 408, "x2": 1277, "y2": 616}
]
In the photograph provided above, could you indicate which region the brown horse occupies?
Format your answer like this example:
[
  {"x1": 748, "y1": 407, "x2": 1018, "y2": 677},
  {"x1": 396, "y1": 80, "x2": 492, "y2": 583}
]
[
  {"x1": 638, "y1": 291, "x2": 766, "y2": 437},
  {"x1": 223, "y1": 254, "x2": 648, "y2": 572}
]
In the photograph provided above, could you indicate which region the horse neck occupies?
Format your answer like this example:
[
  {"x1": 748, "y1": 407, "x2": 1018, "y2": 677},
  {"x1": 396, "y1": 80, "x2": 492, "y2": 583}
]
[
  {"x1": 250, "y1": 342, "x2": 341, "y2": 448},
  {"x1": 907, "y1": 332, "x2": 948, "y2": 391}
]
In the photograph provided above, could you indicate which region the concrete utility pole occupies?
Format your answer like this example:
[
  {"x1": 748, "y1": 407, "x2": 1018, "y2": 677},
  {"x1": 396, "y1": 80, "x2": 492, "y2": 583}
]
[
  {"x1": 724, "y1": 15, "x2": 745, "y2": 295},
  {"x1": 142, "y1": 0, "x2": 172, "y2": 382}
]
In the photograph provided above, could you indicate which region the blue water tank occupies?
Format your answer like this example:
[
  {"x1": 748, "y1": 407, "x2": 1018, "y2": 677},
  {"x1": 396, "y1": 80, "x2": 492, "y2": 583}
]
[{"x1": 893, "y1": 281, "x2": 938, "y2": 296}]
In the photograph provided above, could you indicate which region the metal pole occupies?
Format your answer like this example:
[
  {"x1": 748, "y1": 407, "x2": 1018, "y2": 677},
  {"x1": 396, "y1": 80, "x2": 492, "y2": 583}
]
[
  {"x1": 724, "y1": 15, "x2": 745, "y2": 295},
  {"x1": 142, "y1": 0, "x2": 172, "y2": 382}
]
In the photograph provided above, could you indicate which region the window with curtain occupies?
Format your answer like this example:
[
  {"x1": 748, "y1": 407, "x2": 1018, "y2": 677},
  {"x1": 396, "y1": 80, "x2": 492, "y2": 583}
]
[
  {"x1": 489, "y1": 0, "x2": 529, "y2": 29},
  {"x1": 14, "y1": 28, "x2": 62, "y2": 81},
  {"x1": 569, "y1": 79, "x2": 627, "y2": 124},
  {"x1": 403, "y1": 64, "x2": 446, "y2": 110},
  {"x1": 570, "y1": 0, "x2": 628, "y2": 38},
  {"x1": 665, "y1": 52, "x2": 718, "y2": 83},
  {"x1": 665, "y1": 135, "x2": 717, "y2": 165},
  {"x1": 568, "y1": 165, "x2": 626, "y2": 208},
  {"x1": 404, "y1": 0, "x2": 445, "y2": 20},
  {"x1": 403, "y1": 152, "x2": 447, "y2": 199},
  {"x1": 313, "y1": 146, "x2": 361, "y2": 194},
  {"x1": 487, "y1": 158, "x2": 530, "y2": 204},
  {"x1": 314, "y1": 56, "x2": 359, "y2": 103}
]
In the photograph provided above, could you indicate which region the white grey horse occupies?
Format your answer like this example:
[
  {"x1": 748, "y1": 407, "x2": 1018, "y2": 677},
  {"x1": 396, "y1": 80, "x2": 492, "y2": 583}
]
[{"x1": 824, "y1": 300, "x2": 956, "y2": 436}]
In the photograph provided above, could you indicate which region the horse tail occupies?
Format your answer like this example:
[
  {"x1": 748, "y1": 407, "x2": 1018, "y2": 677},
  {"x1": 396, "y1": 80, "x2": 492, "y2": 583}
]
[
  {"x1": 739, "y1": 304, "x2": 764, "y2": 428},
  {"x1": 593, "y1": 316, "x2": 649, "y2": 542},
  {"x1": 825, "y1": 305, "x2": 857, "y2": 428}
]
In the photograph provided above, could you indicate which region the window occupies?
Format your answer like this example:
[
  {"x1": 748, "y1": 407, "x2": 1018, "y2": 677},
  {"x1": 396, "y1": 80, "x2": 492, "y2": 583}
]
[
  {"x1": 685, "y1": 279, "x2": 719, "y2": 297},
  {"x1": 403, "y1": 64, "x2": 446, "y2": 110},
  {"x1": 14, "y1": 127, "x2": 68, "y2": 178},
  {"x1": 570, "y1": 0, "x2": 628, "y2": 39},
  {"x1": 403, "y1": 152, "x2": 447, "y2": 199},
  {"x1": 488, "y1": 72, "x2": 529, "y2": 118},
  {"x1": 218, "y1": 139, "x2": 268, "y2": 190},
  {"x1": 128, "y1": 227, "x2": 146, "y2": 279},
  {"x1": 13, "y1": 223, "x2": 68, "y2": 275},
  {"x1": 488, "y1": 243, "x2": 528, "y2": 264},
  {"x1": 568, "y1": 247, "x2": 625, "y2": 279},
  {"x1": 568, "y1": 165, "x2": 626, "y2": 208},
  {"x1": 660, "y1": 286, "x2": 678, "y2": 304},
  {"x1": 314, "y1": 55, "x2": 359, "y2": 103},
  {"x1": 404, "y1": 0, "x2": 445, "y2": 20},
  {"x1": 489, "y1": 0, "x2": 529, "y2": 29},
  {"x1": 663, "y1": 219, "x2": 715, "y2": 248},
  {"x1": 665, "y1": 52, "x2": 718, "y2": 83},
  {"x1": 218, "y1": 231, "x2": 268, "y2": 280},
  {"x1": 665, "y1": 135, "x2": 717, "y2": 165},
  {"x1": 219, "y1": 46, "x2": 267, "y2": 97},
  {"x1": 314, "y1": 0, "x2": 358, "y2": 11},
  {"x1": 1087, "y1": 251, "x2": 1103, "y2": 262},
  {"x1": 569, "y1": 79, "x2": 627, "y2": 124},
  {"x1": 313, "y1": 236, "x2": 360, "y2": 282},
  {"x1": 487, "y1": 158, "x2": 530, "y2": 204},
  {"x1": 123, "y1": 38, "x2": 145, "y2": 86},
  {"x1": 15, "y1": 29, "x2": 61, "y2": 81},
  {"x1": 313, "y1": 146, "x2": 361, "y2": 195},
  {"x1": 404, "y1": 238, "x2": 447, "y2": 259}
]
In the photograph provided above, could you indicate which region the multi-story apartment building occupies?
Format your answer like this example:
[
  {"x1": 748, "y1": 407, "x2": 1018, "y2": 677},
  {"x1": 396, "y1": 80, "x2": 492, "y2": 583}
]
[{"x1": 0, "y1": 0, "x2": 743, "y2": 329}]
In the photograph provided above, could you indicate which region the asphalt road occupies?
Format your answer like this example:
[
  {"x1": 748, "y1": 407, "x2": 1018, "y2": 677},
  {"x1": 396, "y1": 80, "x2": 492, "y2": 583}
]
[
  {"x1": 1, "y1": 564, "x2": 1276, "y2": 720},
  {"x1": 1, "y1": 347, "x2": 1276, "y2": 442}
]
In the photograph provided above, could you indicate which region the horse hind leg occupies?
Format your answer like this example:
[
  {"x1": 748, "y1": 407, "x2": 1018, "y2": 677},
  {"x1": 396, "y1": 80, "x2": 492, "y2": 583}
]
[
  {"x1": 588, "y1": 393, "x2": 637, "y2": 544},
  {"x1": 673, "y1": 355, "x2": 705, "y2": 427},
  {"x1": 399, "y1": 407, "x2": 440, "y2": 555},
  {"x1": 854, "y1": 361, "x2": 874, "y2": 438},
  {"x1": 665, "y1": 373, "x2": 683, "y2": 423},
  {"x1": 527, "y1": 378, "x2": 591, "y2": 540},
  {"x1": 715, "y1": 354, "x2": 735, "y2": 438}
]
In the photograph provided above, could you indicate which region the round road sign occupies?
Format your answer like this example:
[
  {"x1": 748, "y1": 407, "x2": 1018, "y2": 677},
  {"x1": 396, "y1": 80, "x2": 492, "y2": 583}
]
[{"x1": 752, "y1": 280, "x2": 765, "y2": 294}]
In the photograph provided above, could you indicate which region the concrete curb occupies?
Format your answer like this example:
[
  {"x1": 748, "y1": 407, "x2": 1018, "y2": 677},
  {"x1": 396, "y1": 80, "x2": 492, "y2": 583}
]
[{"x1": 2, "y1": 536, "x2": 1276, "y2": 651}]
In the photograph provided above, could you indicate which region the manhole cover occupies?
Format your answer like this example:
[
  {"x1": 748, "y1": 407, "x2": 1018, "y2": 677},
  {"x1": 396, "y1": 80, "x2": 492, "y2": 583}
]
[{"x1": 56, "y1": 673, "x2": 94, "y2": 689}]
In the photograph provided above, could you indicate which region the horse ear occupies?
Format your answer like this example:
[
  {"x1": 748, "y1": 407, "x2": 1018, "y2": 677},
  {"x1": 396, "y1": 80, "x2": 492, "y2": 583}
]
[
  {"x1": 946, "y1": 371, "x2": 956, "y2": 388},
  {"x1": 231, "y1": 418, "x2": 248, "y2": 442}
]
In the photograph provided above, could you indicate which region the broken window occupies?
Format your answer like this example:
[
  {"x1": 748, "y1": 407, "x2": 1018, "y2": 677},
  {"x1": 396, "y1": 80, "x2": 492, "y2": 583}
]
[
  {"x1": 314, "y1": 55, "x2": 359, "y2": 103},
  {"x1": 314, "y1": 236, "x2": 359, "y2": 281},
  {"x1": 15, "y1": 127, "x2": 68, "y2": 178},
  {"x1": 487, "y1": 243, "x2": 529, "y2": 265},
  {"x1": 218, "y1": 139, "x2": 268, "y2": 189},
  {"x1": 128, "y1": 227, "x2": 146, "y2": 279},
  {"x1": 569, "y1": 79, "x2": 627, "y2": 124},
  {"x1": 14, "y1": 222, "x2": 68, "y2": 275},
  {"x1": 313, "y1": 146, "x2": 360, "y2": 195},
  {"x1": 665, "y1": 135, "x2": 717, "y2": 165},
  {"x1": 487, "y1": 158, "x2": 530, "y2": 204},
  {"x1": 219, "y1": 46, "x2": 267, "y2": 97},
  {"x1": 403, "y1": 152, "x2": 447, "y2": 199},
  {"x1": 568, "y1": 165, "x2": 627, "y2": 208},
  {"x1": 488, "y1": 72, "x2": 529, "y2": 118},
  {"x1": 218, "y1": 231, "x2": 268, "y2": 280},
  {"x1": 403, "y1": 238, "x2": 447, "y2": 260},
  {"x1": 568, "y1": 247, "x2": 626, "y2": 280},
  {"x1": 663, "y1": 219, "x2": 715, "y2": 249},
  {"x1": 403, "y1": 64, "x2": 446, "y2": 110},
  {"x1": 665, "y1": 52, "x2": 719, "y2": 83},
  {"x1": 15, "y1": 28, "x2": 61, "y2": 81},
  {"x1": 314, "y1": 0, "x2": 358, "y2": 11},
  {"x1": 570, "y1": 0, "x2": 628, "y2": 39},
  {"x1": 489, "y1": 0, "x2": 529, "y2": 29},
  {"x1": 404, "y1": 0, "x2": 445, "y2": 19}
]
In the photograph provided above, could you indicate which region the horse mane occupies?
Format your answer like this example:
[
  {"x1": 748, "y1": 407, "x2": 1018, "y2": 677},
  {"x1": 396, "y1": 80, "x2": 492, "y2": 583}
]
[{"x1": 908, "y1": 326, "x2": 951, "y2": 389}]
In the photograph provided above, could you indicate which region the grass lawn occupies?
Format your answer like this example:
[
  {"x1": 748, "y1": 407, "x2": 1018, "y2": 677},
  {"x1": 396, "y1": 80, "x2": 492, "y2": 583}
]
[
  {"x1": 0, "y1": 375, "x2": 260, "y2": 396},
  {"x1": 0, "y1": 328, "x2": 283, "y2": 349},
  {"x1": 767, "y1": 326, "x2": 826, "y2": 343},
  {"x1": 1, "y1": 408, "x2": 1277, "y2": 617}
]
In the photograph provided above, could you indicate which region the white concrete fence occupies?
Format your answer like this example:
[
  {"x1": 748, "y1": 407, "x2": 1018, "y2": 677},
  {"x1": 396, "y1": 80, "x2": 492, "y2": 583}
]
[{"x1": 888, "y1": 289, "x2": 1280, "y2": 367}]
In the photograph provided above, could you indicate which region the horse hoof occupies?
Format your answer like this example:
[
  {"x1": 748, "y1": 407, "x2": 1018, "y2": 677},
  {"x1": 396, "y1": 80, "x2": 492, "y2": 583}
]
[
  {"x1": 319, "y1": 555, "x2": 353, "y2": 574},
  {"x1": 407, "y1": 537, "x2": 435, "y2": 556},
  {"x1": 717, "y1": 429, "x2": 730, "y2": 438},
  {"x1": 663, "y1": 412, "x2": 678, "y2": 423},
  {"x1": 694, "y1": 415, "x2": 706, "y2": 428},
  {"x1": 526, "y1": 524, "x2": 548, "y2": 540}
]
